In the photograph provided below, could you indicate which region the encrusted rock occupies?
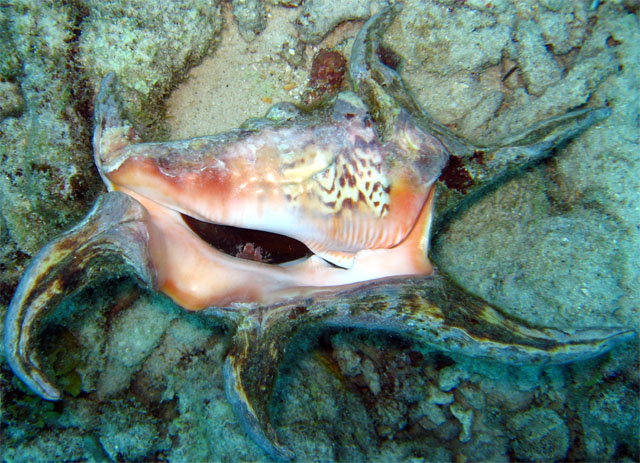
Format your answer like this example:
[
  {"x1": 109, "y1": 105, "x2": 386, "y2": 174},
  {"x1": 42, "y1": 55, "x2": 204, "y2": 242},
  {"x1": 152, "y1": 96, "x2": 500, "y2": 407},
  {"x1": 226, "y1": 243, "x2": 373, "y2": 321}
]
[
  {"x1": 232, "y1": 0, "x2": 267, "y2": 42},
  {"x1": 438, "y1": 365, "x2": 470, "y2": 391},
  {"x1": 375, "y1": 398, "x2": 408, "y2": 437},
  {"x1": 79, "y1": 0, "x2": 223, "y2": 127},
  {"x1": 0, "y1": 81, "x2": 23, "y2": 119},
  {"x1": 97, "y1": 296, "x2": 178, "y2": 397},
  {"x1": 267, "y1": 0, "x2": 303, "y2": 5},
  {"x1": 514, "y1": 19, "x2": 563, "y2": 96},
  {"x1": 333, "y1": 335, "x2": 362, "y2": 376},
  {"x1": 450, "y1": 403, "x2": 474, "y2": 442},
  {"x1": 458, "y1": 384, "x2": 486, "y2": 409},
  {"x1": 410, "y1": 1, "x2": 510, "y2": 76},
  {"x1": 411, "y1": 400, "x2": 447, "y2": 429},
  {"x1": 297, "y1": 0, "x2": 374, "y2": 44},
  {"x1": 361, "y1": 358, "x2": 381, "y2": 395},
  {"x1": 428, "y1": 383, "x2": 455, "y2": 405},
  {"x1": 588, "y1": 381, "x2": 639, "y2": 432},
  {"x1": 98, "y1": 400, "x2": 167, "y2": 461},
  {"x1": 507, "y1": 407, "x2": 569, "y2": 462}
]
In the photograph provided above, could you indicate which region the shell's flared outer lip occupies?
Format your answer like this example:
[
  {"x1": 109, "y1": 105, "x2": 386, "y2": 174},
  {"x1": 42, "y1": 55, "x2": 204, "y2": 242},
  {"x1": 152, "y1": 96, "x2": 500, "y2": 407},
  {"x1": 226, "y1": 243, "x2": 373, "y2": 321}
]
[{"x1": 122, "y1": 181, "x2": 436, "y2": 310}]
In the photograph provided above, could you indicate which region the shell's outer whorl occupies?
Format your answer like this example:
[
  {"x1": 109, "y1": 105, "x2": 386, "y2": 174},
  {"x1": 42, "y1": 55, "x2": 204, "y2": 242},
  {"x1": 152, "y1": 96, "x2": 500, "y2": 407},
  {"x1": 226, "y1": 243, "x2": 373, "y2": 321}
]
[{"x1": 283, "y1": 124, "x2": 391, "y2": 219}]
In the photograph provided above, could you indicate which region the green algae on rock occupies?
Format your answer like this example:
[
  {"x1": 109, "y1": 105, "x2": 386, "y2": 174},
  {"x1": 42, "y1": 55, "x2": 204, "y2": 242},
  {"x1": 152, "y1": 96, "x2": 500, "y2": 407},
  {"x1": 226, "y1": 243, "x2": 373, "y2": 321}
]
[
  {"x1": 0, "y1": 0, "x2": 100, "y2": 263},
  {"x1": 78, "y1": 0, "x2": 224, "y2": 138}
]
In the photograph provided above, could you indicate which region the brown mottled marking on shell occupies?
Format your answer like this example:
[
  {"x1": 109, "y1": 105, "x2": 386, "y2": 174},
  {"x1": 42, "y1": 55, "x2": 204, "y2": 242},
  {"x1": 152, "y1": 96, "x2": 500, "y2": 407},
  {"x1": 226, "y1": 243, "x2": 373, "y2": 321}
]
[{"x1": 282, "y1": 134, "x2": 390, "y2": 217}]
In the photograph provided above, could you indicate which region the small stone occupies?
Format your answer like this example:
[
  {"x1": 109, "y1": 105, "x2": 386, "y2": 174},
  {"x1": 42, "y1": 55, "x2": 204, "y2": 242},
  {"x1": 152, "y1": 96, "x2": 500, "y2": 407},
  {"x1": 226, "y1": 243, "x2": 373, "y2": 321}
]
[
  {"x1": 434, "y1": 419, "x2": 460, "y2": 442},
  {"x1": 333, "y1": 339, "x2": 362, "y2": 376},
  {"x1": 0, "y1": 81, "x2": 24, "y2": 119},
  {"x1": 109, "y1": 299, "x2": 176, "y2": 368},
  {"x1": 438, "y1": 365, "x2": 470, "y2": 391},
  {"x1": 98, "y1": 401, "x2": 165, "y2": 461},
  {"x1": 266, "y1": 0, "x2": 303, "y2": 6},
  {"x1": 479, "y1": 376, "x2": 534, "y2": 411},
  {"x1": 458, "y1": 384, "x2": 486, "y2": 409},
  {"x1": 450, "y1": 403, "x2": 474, "y2": 443},
  {"x1": 514, "y1": 19, "x2": 563, "y2": 96},
  {"x1": 375, "y1": 398, "x2": 408, "y2": 437},
  {"x1": 297, "y1": 0, "x2": 372, "y2": 44},
  {"x1": 428, "y1": 384, "x2": 454, "y2": 405},
  {"x1": 102, "y1": 422, "x2": 158, "y2": 460},
  {"x1": 361, "y1": 358, "x2": 381, "y2": 395},
  {"x1": 588, "y1": 382, "x2": 638, "y2": 432},
  {"x1": 540, "y1": 0, "x2": 564, "y2": 11},
  {"x1": 465, "y1": 0, "x2": 509, "y2": 12},
  {"x1": 507, "y1": 407, "x2": 569, "y2": 462},
  {"x1": 428, "y1": 447, "x2": 454, "y2": 463},
  {"x1": 232, "y1": 0, "x2": 267, "y2": 42},
  {"x1": 398, "y1": 372, "x2": 428, "y2": 403},
  {"x1": 460, "y1": 90, "x2": 503, "y2": 135},
  {"x1": 584, "y1": 426, "x2": 615, "y2": 462},
  {"x1": 461, "y1": 433, "x2": 510, "y2": 463},
  {"x1": 411, "y1": 400, "x2": 447, "y2": 427},
  {"x1": 280, "y1": 40, "x2": 306, "y2": 68},
  {"x1": 536, "y1": 9, "x2": 574, "y2": 55}
]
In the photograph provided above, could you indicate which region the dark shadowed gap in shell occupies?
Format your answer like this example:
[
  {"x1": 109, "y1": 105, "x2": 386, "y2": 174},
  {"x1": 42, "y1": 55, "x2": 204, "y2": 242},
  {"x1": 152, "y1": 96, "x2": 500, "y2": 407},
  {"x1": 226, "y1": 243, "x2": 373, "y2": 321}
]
[{"x1": 181, "y1": 214, "x2": 313, "y2": 264}]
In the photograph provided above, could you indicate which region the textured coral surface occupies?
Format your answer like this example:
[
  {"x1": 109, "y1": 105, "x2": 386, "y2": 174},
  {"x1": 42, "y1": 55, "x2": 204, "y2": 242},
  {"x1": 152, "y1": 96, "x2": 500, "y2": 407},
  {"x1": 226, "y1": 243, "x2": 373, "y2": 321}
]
[{"x1": 1, "y1": 1, "x2": 638, "y2": 462}]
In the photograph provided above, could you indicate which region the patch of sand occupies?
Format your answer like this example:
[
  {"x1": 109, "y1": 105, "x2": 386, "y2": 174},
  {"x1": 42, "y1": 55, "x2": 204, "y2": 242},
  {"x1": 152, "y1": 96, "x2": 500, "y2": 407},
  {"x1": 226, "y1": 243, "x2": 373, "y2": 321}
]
[
  {"x1": 166, "y1": 4, "x2": 362, "y2": 140},
  {"x1": 167, "y1": 5, "x2": 305, "y2": 139}
]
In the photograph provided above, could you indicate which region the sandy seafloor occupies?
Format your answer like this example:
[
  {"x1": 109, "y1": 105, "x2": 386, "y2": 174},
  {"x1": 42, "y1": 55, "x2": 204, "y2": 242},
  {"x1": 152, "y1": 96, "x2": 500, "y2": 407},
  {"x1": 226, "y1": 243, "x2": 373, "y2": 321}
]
[{"x1": 0, "y1": 0, "x2": 639, "y2": 462}]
